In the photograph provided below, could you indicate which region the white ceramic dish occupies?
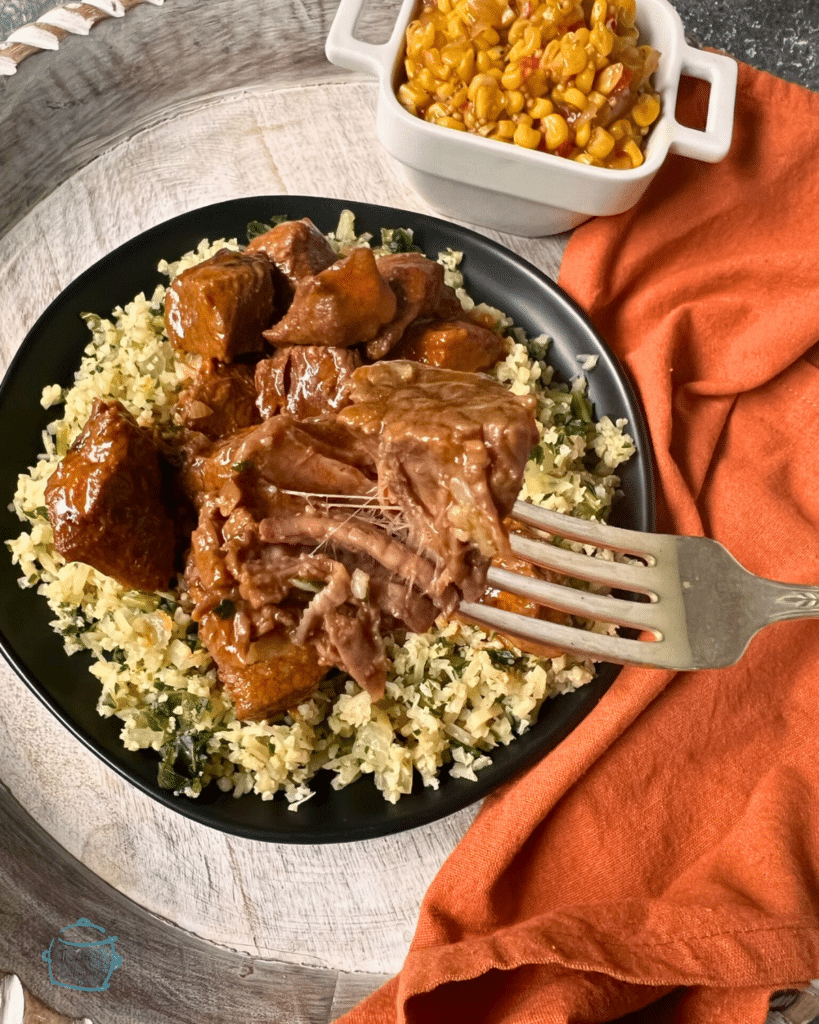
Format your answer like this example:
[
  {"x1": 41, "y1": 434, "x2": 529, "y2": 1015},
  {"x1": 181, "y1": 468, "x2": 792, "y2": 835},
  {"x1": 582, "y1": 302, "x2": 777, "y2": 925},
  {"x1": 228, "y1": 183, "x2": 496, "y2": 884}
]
[{"x1": 325, "y1": 0, "x2": 738, "y2": 236}]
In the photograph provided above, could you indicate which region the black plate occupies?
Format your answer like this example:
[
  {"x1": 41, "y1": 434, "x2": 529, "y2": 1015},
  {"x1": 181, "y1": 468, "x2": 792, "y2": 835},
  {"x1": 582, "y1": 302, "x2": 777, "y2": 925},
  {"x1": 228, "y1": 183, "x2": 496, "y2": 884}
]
[{"x1": 0, "y1": 196, "x2": 654, "y2": 843}]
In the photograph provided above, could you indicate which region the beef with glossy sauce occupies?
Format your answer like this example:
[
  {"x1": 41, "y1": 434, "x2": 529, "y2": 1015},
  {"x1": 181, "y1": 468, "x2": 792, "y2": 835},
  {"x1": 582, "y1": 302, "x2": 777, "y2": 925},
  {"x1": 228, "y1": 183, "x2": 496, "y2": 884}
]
[
  {"x1": 364, "y1": 252, "x2": 463, "y2": 360},
  {"x1": 165, "y1": 248, "x2": 275, "y2": 362},
  {"x1": 45, "y1": 399, "x2": 176, "y2": 592},
  {"x1": 338, "y1": 361, "x2": 539, "y2": 599},
  {"x1": 246, "y1": 217, "x2": 338, "y2": 304},
  {"x1": 175, "y1": 359, "x2": 261, "y2": 440},
  {"x1": 389, "y1": 316, "x2": 507, "y2": 373},
  {"x1": 254, "y1": 346, "x2": 360, "y2": 419},
  {"x1": 263, "y1": 247, "x2": 397, "y2": 349}
]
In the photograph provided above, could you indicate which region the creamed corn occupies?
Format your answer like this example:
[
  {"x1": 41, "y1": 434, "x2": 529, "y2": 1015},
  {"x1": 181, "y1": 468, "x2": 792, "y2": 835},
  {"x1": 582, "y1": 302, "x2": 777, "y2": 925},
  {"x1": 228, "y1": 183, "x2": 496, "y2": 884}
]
[{"x1": 398, "y1": 0, "x2": 662, "y2": 169}]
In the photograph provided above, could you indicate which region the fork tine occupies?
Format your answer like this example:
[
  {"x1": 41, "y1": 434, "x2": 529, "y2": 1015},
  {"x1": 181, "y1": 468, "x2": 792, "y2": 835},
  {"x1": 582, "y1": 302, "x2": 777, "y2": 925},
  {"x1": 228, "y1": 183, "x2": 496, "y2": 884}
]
[
  {"x1": 486, "y1": 565, "x2": 663, "y2": 632},
  {"x1": 509, "y1": 532, "x2": 660, "y2": 594},
  {"x1": 458, "y1": 602, "x2": 682, "y2": 669},
  {"x1": 510, "y1": 501, "x2": 665, "y2": 561}
]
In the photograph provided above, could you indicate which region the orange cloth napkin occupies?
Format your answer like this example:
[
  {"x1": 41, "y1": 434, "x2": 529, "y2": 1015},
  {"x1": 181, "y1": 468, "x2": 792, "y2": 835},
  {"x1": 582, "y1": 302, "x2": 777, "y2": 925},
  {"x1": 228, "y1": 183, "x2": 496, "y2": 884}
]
[{"x1": 341, "y1": 62, "x2": 819, "y2": 1024}]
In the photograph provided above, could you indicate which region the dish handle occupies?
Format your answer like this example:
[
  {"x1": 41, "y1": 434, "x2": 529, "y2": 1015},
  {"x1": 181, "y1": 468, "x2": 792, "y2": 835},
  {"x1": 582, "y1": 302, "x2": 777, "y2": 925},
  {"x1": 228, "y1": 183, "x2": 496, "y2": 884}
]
[
  {"x1": 325, "y1": 0, "x2": 418, "y2": 79},
  {"x1": 668, "y1": 46, "x2": 738, "y2": 162}
]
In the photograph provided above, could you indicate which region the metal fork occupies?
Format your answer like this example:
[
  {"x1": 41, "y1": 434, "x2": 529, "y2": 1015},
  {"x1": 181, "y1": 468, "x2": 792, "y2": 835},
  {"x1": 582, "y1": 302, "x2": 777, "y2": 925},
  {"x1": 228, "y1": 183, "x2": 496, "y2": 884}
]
[{"x1": 459, "y1": 501, "x2": 819, "y2": 670}]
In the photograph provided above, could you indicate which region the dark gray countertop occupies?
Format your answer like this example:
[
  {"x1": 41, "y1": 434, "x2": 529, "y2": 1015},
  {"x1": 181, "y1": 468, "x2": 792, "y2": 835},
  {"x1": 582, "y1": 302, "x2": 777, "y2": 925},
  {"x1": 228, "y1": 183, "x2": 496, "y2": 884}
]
[
  {"x1": 672, "y1": 0, "x2": 819, "y2": 90},
  {"x1": 1, "y1": 0, "x2": 818, "y2": 91}
]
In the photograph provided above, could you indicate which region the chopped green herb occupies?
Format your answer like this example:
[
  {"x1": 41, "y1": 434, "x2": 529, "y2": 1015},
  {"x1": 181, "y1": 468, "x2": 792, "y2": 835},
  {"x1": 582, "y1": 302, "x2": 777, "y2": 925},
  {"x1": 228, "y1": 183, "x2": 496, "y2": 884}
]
[
  {"x1": 379, "y1": 227, "x2": 422, "y2": 254},
  {"x1": 231, "y1": 460, "x2": 254, "y2": 473},
  {"x1": 157, "y1": 730, "x2": 210, "y2": 795},
  {"x1": 529, "y1": 444, "x2": 544, "y2": 463},
  {"x1": 570, "y1": 390, "x2": 594, "y2": 424},
  {"x1": 488, "y1": 648, "x2": 518, "y2": 669},
  {"x1": 80, "y1": 312, "x2": 102, "y2": 333},
  {"x1": 213, "y1": 598, "x2": 236, "y2": 619},
  {"x1": 246, "y1": 216, "x2": 288, "y2": 242}
]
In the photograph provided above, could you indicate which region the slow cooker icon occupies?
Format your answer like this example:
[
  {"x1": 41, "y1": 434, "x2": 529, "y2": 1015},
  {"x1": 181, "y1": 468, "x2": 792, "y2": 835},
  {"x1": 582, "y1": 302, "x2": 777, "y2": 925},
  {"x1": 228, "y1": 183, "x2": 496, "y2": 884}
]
[{"x1": 42, "y1": 918, "x2": 123, "y2": 992}]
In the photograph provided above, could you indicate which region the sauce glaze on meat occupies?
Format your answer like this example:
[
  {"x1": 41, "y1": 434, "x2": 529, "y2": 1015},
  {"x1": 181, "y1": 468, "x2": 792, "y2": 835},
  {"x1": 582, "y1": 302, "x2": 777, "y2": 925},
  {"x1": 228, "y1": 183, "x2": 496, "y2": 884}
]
[{"x1": 46, "y1": 220, "x2": 539, "y2": 722}]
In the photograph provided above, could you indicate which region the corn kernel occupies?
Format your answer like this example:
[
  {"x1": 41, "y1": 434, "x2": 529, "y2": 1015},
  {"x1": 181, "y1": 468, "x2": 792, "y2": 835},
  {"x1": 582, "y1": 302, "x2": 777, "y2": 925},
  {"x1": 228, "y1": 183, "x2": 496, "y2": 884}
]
[
  {"x1": 610, "y1": 117, "x2": 633, "y2": 140},
  {"x1": 514, "y1": 122, "x2": 542, "y2": 148},
  {"x1": 591, "y1": 0, "x2": 607, "y2": 24},
  {"x1": 424, "y1": 49, "x2": 450, "y2": 79},
  {"x1": 440, "y1": 42, "x2": 466, "y2": 68},
  {"x1": 416, "y1": 67, "x2": 437, "y2": 92},
  {"x1": 397, "y1": 82, "x2": 431, "y2": 114},
  {"x1": 435, "y1": 79, "x2": 455, "y2": 100},
  {"x1": 573, "y1": 151, "x2": 598, "y2": 164},
  {"x1": 497, "y1": 118, "x2": 517, "y2": 137},
  {"x1": 516, "y1": 111, "x2": 534, "y2": 127},
  {"x1": 438, "y1": 115, "x2": 467, "y2": 131},
  {"x1": 561, "y1": 42, "x2": 587, "y2": 76},
  {"x1": 475, "y1": 27, "x2": 500, "y2": 50},
  {"x1": 508, "y1": 18, "x2": 526, "y2": 45},
  {"x1": 590, "y1": 22, "x2": 614, "y2": 56},
  {"x1": 501, "y1": 65, "x2": 524, "y2": 91},
  {"x1": 574, "y1": 119, "x2": 591, "y2": 148},
  {"x1": 617, "y1": 0, "x2": 636, "y2": 28},
  {"x1": 543, "y1": 112, "x2": 569, "y2": 149},
  {"x1": 528, "y1": 97, "x2": 554, "y2": 118},
  {"x1": 477, "y1": 47, "x2": 504, "y2": 72},
  {"x1": 504, "y1": 89, "x2": 526, "y2": 114},
  {"x1": 632, "y1": 92, "x2": 661, "y2": 126},
  {"x1": 456, "y1": 49, "x2": 476, "y2": 83},
  {"x1": 451, "y1": 85, "x2": 469, "y2": 107},
  {"x1": 622, "y1": 139, "x2": 644, "y2": 166},
  {"x1": 476, "y1": 83, "x2": 503, "y2": 122},
  {"x1": 563, "y1": 86, "x2": 588, "y2": 110},
  {"x1": 467, "y1": 73, "x2": 497, "y2": 100},
  {"x1": 586, "y1": 125, "x2": 615, "y2": 158},
  {"x1": 542, "y1": 38, "x2": 561, "y2": 66},
  {"x1": 574, "y1": 62, "x2": 596, "y2": 93}
]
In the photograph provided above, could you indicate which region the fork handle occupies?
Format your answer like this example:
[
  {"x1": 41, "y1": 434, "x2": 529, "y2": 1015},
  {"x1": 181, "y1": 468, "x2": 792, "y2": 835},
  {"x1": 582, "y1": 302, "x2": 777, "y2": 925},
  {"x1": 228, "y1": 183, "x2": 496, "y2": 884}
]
[{"x1": 760, "y1": 580, "x2": 819, "y2": 624}]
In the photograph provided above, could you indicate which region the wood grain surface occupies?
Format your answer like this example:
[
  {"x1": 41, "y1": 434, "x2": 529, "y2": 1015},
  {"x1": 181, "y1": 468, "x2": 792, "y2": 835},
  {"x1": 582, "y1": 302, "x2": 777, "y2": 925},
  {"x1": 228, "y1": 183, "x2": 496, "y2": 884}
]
[{"x1": 0, "y1": 2, "x2": 569, "y2": 1019}]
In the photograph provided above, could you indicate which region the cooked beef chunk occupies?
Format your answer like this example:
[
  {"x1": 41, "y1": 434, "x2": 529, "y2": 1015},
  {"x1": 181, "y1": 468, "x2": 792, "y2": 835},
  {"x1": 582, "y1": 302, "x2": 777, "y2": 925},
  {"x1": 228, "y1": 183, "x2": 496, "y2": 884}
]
[
  {"x1": 389, "y1": 317, "x2": 507, "y2": 373},
  {"x1": 246, "y1": 218, "x2": 338, "y2": 303},
  {"x1": 180, "y1": 360, "x2": 537, "y2": 715},
  {"x1": 44, "y1": 399, "x2": 175, "y2": 592},
  {"x1": 365, "y1": 252, "x2": 463, "y2": 360},
  {"x1": 338, "y1": 361, "x2": 539, "y2": 599},
  {"x1": 193, "y1": 415, "x2": 376, "y2": 510},
  {"x1": 254, "y1": 346, "x2": 360, "y2": 419},
  {"x1": 259, "y1": 512, "x2": 459, "y2": 611},
  {"x1": 175, "y1": 359, "x2": 260, "y2": 440},
  {"x1": 263, "y1": 248, "x2": 397, "y2": 349},
  {"x1": 165, "y1": 248, "x2": 275, "y2": 361},
  {"x1": 196, "y1": 606, "x2": 326, "y2": 720}
]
